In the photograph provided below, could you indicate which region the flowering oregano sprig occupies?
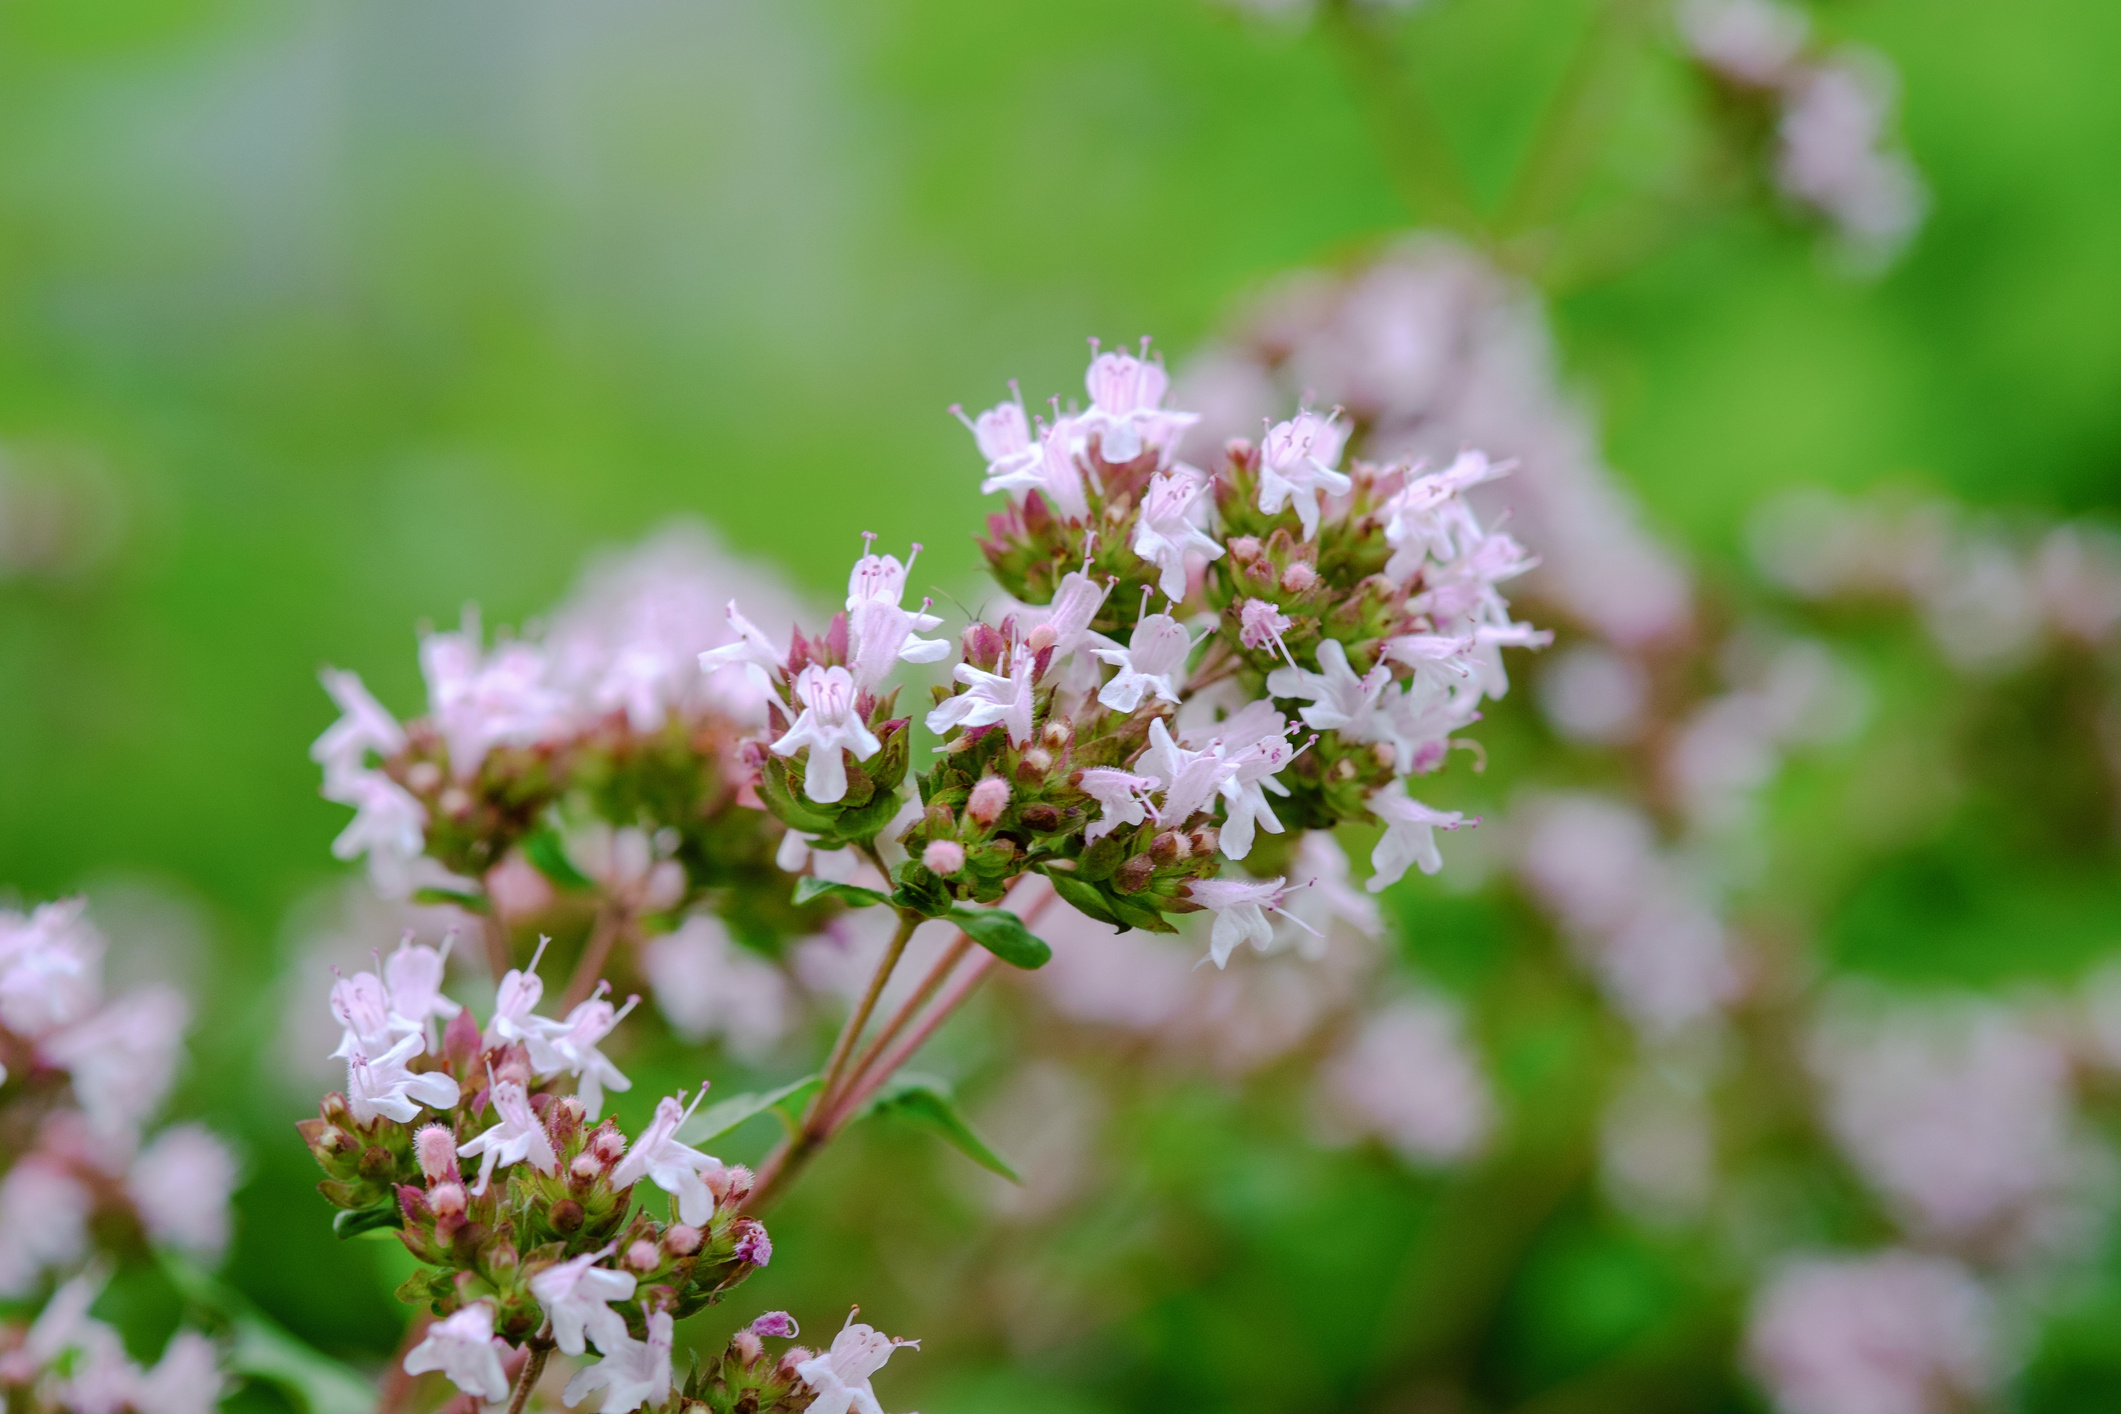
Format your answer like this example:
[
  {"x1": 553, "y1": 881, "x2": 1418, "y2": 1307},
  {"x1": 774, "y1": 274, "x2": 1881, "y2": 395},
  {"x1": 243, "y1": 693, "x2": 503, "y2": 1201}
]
[{"x1": 301, "y1": 939, "x2": 915, "y2": 1413}]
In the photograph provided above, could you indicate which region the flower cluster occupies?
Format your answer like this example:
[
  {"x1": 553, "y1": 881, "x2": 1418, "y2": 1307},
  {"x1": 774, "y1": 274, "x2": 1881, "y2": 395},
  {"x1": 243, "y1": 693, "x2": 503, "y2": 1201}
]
[
  {"x1": 0, "y1": 898, "x2": 235, "y2": 1414},
  {"x1": 716, "y1": 338, "x2": 1543, "y2": 967},
  {"x1": 302, "y1": 936, "x2": 915, "y2": 1413},
  {"x1": 1679, "y1": 0, "x2": 1927, "y2": 264},
  {"x1": 312, "y1": 523, "x2": 844, "y2": 1051}
]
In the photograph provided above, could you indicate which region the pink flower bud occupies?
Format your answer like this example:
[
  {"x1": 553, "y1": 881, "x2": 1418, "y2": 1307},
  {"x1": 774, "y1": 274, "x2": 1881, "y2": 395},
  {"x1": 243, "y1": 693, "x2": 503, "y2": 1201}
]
[
  {"x1": 733, "y1": 1218, "x2": 772, "y2": 1267},
  {"x1": 967, "y1": 776, "x2": 1010, "y2": 827},
  {"x1": 733, "y1": 1330, "x2": 765, "y2": 1363},
  {"x1": 1020, "y1": 747, "x2": 1054, "y2": 775},
  {"x1": 485, "y1": 853, "x2": 556, "y2": 921},
  {"x1": 570, "y1": 1153, "x2": 602, "y2": 1182},
  {"x1": 406, "y1": 760, "x2": 443, "y2": 793},
  {"x1": 429, "y1": 1182, "x2": 466, "y2": 1218},
  {"x1": 627, "y1": 1240, "x2": 659, "y2": 1273},
  {"x1": 1227, "y1": 535, "x2": 1262, "y2": 563},
  {"x1": 665, "y1": 1223, "x2": 703, "y2": 1255},
  {"x1": 1027, "y1": 623, "x2": 1057, "y2": 652},
  {"x1": 592, "y1": 1128, "x2": 627, "y2": 1164},
  {"x1": 439, "y1": 787, "x2": 473, "y2": 817},
  {"x1": 724, "y1": 1165, "x2": 756, "y2": 1203},
  {"x1": 777, "y1": 1348, "x2": 814, "y2": 1378},
  {"x1": 749, "y1": 1311, "x2": 799, "y2": 1339},
  {"x1": 555, "y1": 1096, "x2": 585, "y2": 1126},
  {"x1": 1279, "y1": 561, "x2": 1319, "y2": 593},
  {"x1": 415, "y1": 1124, "x2": 458, "y2": 1183},
  {"x1": 922, "y1": 840, "x2": 966, "y2": 876}
]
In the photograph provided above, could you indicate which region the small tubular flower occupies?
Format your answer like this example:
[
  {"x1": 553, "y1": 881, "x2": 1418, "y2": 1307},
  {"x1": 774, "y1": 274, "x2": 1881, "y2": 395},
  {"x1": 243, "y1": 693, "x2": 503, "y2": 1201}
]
[
  {"x1": 1131, "y1": 469, "x2": 1224, "y2": 602},
  {"x1": 1266, "y1": 638, "x2": 1392, "y2": 736},
  {"x1": 795, "y1": 1309, "x2": 920, "y2": 1414},
  {"x1": 401, "y1": 1300, "x2": 510, "y2": 1405},
  {"x1": 1368, "y1": 788, "x2": 1470, "y2": 893},
  {"x1": 1138, "y1": 718, "x2": 1239, "y2": 830},
  {"x1": 562, "y1": 1306, "x2": 674, "y2": 1414},
  {"x1": 608, "y1": 1089, "x2": 723, "y2": 1226},
  {"x1": 382, "y1": 933, "x2": 460, "y2": 1046},
  {"x1": 1187, "y1": 876, "x2": 1314, "y2": 968},
  {"x1": 456, "y1": 1078, "x2": 557, "y2": 1194},
  {"x1": 527, "y1": 989, "x2": 639, "y2": 1120},
  {"x1": 773, "y1": 665, "x2": 881, "y2": 805},
  {"x1": 953, "y1": 392, "x2": 1041, "y2": 496},
  {"x1": 845, "y1": 543, "x2": 951, "y2": 691},
  {"x1": 311, "y1": 668, "x2": 404, "y2": 788},
  {"x1": 1257, "y1": 410, "x2": 1353, "y2": 540},
  {"x1": 529, "y1": 1247, "x2": 638, "y2": 1357},
  {"x1": 1093, "y1": 608, "x2": 1195, "y2": 713},
  {"x1": 1078, "y1": 769, "x2": 1158, "y2": 844},
  {"x1": 926, "y1": 646, "x2": 1036, "y2": 747}
]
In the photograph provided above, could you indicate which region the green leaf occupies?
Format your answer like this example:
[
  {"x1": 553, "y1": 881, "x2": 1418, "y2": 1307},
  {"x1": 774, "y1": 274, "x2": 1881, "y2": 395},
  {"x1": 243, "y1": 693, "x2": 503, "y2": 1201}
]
[
  {"x1": 161, "y1": 1257, "x2": 376, "y2": 1414},
  {"x1": 411, "y1": 886, "x2": 488, "y2": 913},
  {"x1": 332, "y1": 1203, "x2": 402, "y2": 1239},
  {"x1": 758, "y1": 761, "x2": 842, "y2": 836},
  {"x1": 864, "y1": 1073, "x2": 1019, "y2": 1181},
  {"x1": 792, "y1": 876, "x2": 892, "y2": 908},
  {"x1": 680, "y1": 1074, "x2": 823, "y2": 1146},
  {"x1": 1044, "y1": 869, "x2": 1124, "y2": 928},
  {"x1": 522, "y1": 828, "x2": 593, "y2": 890},
  {"x1": 948, "y1": 905, "x2": 1052, "y2": 969}
]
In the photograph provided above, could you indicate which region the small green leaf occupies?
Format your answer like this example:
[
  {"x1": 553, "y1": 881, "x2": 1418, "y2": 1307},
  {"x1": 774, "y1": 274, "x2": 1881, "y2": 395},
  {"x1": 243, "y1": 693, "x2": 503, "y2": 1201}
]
[
  {"x1": 411, "y1": 887, "x2": 488, "y2": 913},
  {"x1": 1044, "y1": 869, "x2": 1124, "y2": 928},
  {"x1": 681, "y1": 1074, "x2": 823, "y2": 1146},
  {"x1": 865, "y1": 1073, "x2": 1019, "y2": 1182},
  {"x1": 793, "y1": 876, "x2": 893, "y2": 909},
  {"x1": 522, "y1": 829, "x2": 594, "y2": 890},
  {"x1": 758, "y1": 762, "x2": 843, "y2": 836},
  {"x1": 332, "y1": 1203, "x2": 402, "y2": 1239},
  {"x1": 949, "y1": 905, "x2": 1052, "y2": 968},
  {"x1": 161, "y1": 1256, "x2": 376, "y2": 1414}
]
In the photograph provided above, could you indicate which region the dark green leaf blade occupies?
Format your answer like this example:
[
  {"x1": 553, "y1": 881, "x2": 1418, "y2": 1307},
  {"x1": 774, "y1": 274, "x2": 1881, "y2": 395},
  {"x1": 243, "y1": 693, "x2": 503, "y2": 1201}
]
[
  {"x1": 331, "y1": 1204, "x2": 402, "y2": 1239},
  {"x1": 522, "y1": 829, "x2": 594, "y2": 890},
  {"x1": 864, "y1": 1073, "x2": 1019, "y2": 1182},
  {"x1": 948, "y1": 905, "x2": 1052, "y2": 969}
]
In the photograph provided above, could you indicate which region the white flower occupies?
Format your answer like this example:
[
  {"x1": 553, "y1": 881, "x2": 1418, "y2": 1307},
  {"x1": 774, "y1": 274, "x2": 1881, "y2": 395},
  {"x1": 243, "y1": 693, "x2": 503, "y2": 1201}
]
[
  {"x1": 563, "y1": 1306, "x2": 673, "y2": 1414},
  {"x1": 402, "y1": 1300, "x2": 511, "y2": 1405},
  {"x1": 845, "y1": 544, "x2": 951, "y2": 691},
  {"x1": 1131, "y1": 469, "x2": 1224, "y2": 602},
  {"x1": 419, "y1": 609, "x2": 571, "y2": 779},
  {"x1": 128, "y1": 1124, "x2": 238, "y2": 1259},
  {"x1": 1216, "y1": 727, "x2": 1295, "y2": 862},
  {"x1": 486, "y1": 936, "x2": 564, "y2": 1049},
  {"x1": 328, "y1": 969, "x2": 396, "y2": 1061},
  {"x1": 1026, "y1": 567, "x2": 1113, "y2": 689},
  {"x1": 1186, "y1": 876, "x2": 1314, "y2": 968},
  {"x1": 1257, "y1": 410, "x2": 1352, "y2": 540},
  {"x1": 926, "y1": 645, "x2": 1036, "y2": 747},
  {"x1": 132, "y1": 1331, "x2": 224, "y2": 1414},
  {"x1": 773, "y1": 665, "x2": 881, "y2": 805},
  {"x1": 1027, "y1": 418, "x2": 1093, "y2": 520},
  {"x1": 347, "y1": 1033, "x2": 462, "y2": 1126},
  {"x1": 527, "y1": 990, "x2": 638, "y2": 1120},
  {"x1": 0, "y1": 899, "x2": 105, "y2": 1039},
  {"x1": 609, "y1": 1090, "x2": 722, "y2": 1226},
  {"x1": 382, "y1": 933, "x2": 461, "y2": 1047},
  {"x1": 1380, "y1": 450, "x2": 1509, "y2": 583},
  {"x1": 1092, "y1": 609, "x2": 1195, "y2": 712},
  {"x1": 457, "y1": 1078, "x2": 557, "y2": 1194},
  {"x1": 795, "y1": 1310, "x2": 920, "y2": 1414},
  {"x1": 1267, "y1": 638, "x2": 1392, "y2": 735},
  {"x1": 1370, "y1": 675, "x2": 1472, "y2": 776},
  {"x1": 953, "y1": 392, "x2": 1042, "y2": 495},
  {"x1": 1078, "y1": 769, "x2": 1159, "y2": 844},
  {"x1": 697, "y1": 600, "x2": 788, "y2": 693},
  {"x1": 1380, "y1": 632, "x2": 1476, "y2": 689},
  {"x1": 1137, "y1": 718, "x2": 1238, "y2": 829},
  {"x1": 1367, "y1": 787, "x2": 1469, "y2": 892},
  {"x1": 323, "y1": 772, "x2": 427, "y2": 890},
  {"x1": 40, "y1": 988, "x2": 189, "y2": 1142},
  {"x1": 311, "y1": 668, "x2": 405, "y2": 790},
  {"x1": 529, "y1": 1248, "x2": 638, "y2": 1357},
  {"x1": 1236, "y1": 598, "x2": 1295, "y2": 661},
  {"x1": 776, "y1": 829, "x2": 859, "y2": 883},
  {"x1": 1081, "y1": 342, "x2": 1197, "y2": 466}
]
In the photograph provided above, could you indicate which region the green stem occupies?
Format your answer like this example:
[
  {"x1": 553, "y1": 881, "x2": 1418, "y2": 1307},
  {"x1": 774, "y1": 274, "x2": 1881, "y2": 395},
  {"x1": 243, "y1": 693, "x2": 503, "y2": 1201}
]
[
  {"x1": 1494, "y1": 0, "x2": 1660, "y2": 246},
  {"x1": 559, "y1": 901, "x2": 627, "y2": 1013}
]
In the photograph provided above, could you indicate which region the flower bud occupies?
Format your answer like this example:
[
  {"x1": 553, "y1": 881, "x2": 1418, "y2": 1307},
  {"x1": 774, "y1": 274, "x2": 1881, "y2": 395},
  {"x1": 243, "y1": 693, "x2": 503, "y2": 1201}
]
[
  {"x1": 549, "y1": 1200, "x2": 585, "y2": 1234},
  {"x1": 1019, "y1": 747, "x2": 1054, "y2": 778},
  {"x1": 925, "y1": 803, "x2": 958, "y2": 835},
  {"x1": 778, "y1": 1349, "x2": 815, "y2": 1379},
  {"x1": 555, "y1": 1095, "x2": 585, "y2": 1127},
  {"x1": 1041, "y1": 718, "x2": 1072, "y2": 751},
  {"x1": 1189, "y1": 826, "x2": 1220, "y2": 858},
  {"x1": 922, "y1": 840, "x2": 966, "y2": 876},
  {"x1": 440, "y1": 787, "x2": 473, "y2": 817},
  {"x1": 1331, "y1": 756, "x2": 1359, "y2": 782},
  {"x1": 1149, "y1": 830, "x2": 1190, "y2": 865},
  {"x1": 1115, "y1": 854, "x2": 1156, "y2": 894},
  {"x1": 725, "y1": 1166, "x2": 756, "y2": 1203},
  {"x1": 591, "y1": 1127, "x2": 627, "y2": 1165},
  {"x1": 1280, "y1": 561, "x2": 1319, "y2": 594},
  {"x1": 405, "y1": 760, "x2": 443, "y2": 793},
  {"x1": 415, "y1": 1124, "x2": 458, "y2": 1183},
  {"x1": 665, "y1": 1224, "x2": 703, "y2": 1256},
  {"x1": 749, "y1": 1311, "x2": 800, "y2": 1339},
  {"x1": 493, "y1": 1053, "x2": 532, "y2": 1090},
  {"x1": 733, "y1": 1330, "x2": 765, "y2": 1364},
  {"x1": 1224, "y1": 436, "x2": 1259, "y2": 472},
  {"x1": 733, "y1": 1218, "x2": 773, "y2": 1267},
  {"x1": 442, "y1": 1008, "x2": 482, "y2": 1069},
  {"x1": 962, "y1": 621, "x2": 1006, "y2": 671},
  {"x1": 1027, "y1": 623, "x2": 1057, "y2": 652},
  {"x1": 1372, "y1": 742, "x2": 1397, "y2": 769},
  {"x1": 967, "y1": 776, "x2": 1010, "y2": 827},
  {"x1": 570, "y1": 1153, "x2": 602, "y2": 1182},
  {"x1": 1227, "y1": 535, "x2": 1262, "y2": 563},
  {"x1": 626, "y1": 1240, "x2": 660, "y2": 1273},
  {"x1": 429, "y1": 1182, "x2": 466, "y2": 1219},
  {"x1": 1019, "y1": 802, "x2": 1061, "y2": 833},
  {"x1": 704, "y1": 1166, "x2": 734, "y2": 1203}
]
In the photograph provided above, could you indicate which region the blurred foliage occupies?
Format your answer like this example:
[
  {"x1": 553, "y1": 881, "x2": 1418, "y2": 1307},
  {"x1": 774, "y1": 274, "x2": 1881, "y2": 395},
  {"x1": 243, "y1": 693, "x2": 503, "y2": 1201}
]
[{"x1": 0, "y1": 0, "x2": 2118, "y2": 1410}]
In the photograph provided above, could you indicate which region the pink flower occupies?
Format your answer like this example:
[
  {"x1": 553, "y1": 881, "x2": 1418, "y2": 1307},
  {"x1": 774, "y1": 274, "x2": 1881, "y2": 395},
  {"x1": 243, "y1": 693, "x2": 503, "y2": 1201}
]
[
  {"x1": 773, "y1": 665, "x2": 882, "y2": 805},
  {"x1": 795, "y1": 1309, "x2": 920, "y2": 1414},
  {"x1": 926, "y1": 646, "x2": 1036, "y2": 747},
  {"x1": 402, "y1": 1300, "x2": 510, "y2": 1404},
  {"x1": 1093, "y1": 609, "x2": 1196, "y2": 713},
  {"x1": 128, "y1": 1124, "x2": 238, "y2": 1259},
  {"x1": 1186, "y1": 876, "x2": 1314, "y2": 968},
  {"x1": 1366, "y1": 788, "x2": 1469, "y2": 892},
  {"x1": 1257, "y1": 410, "x2": 1352, "y2": 540},
  {"x1": 609, "y1": 1090, "x2": 722, "y2": 1226},
  {"x1": 1131, "y1": 470, "x2": 1224, "y2": 602},
  {"x1": 1746, "y1": 1251, "x2": 1994, "y2": 1414},
  {"x1": 456, "y1": 1079, "x2": 555, "y2": 1193}
]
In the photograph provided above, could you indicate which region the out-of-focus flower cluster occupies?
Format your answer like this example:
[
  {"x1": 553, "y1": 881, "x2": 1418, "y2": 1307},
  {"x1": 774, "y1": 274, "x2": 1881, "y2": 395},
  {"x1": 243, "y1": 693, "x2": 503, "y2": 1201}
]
[
  {"x1": 305, "y1": 934, "x2": 916, "y2": 1413},
  {"x1": 1679, "y1": 0, "x2": 1927, "y2": 265},
  {"x1": 0, "y1": 897, "x2": 234, "y2": 1414}
]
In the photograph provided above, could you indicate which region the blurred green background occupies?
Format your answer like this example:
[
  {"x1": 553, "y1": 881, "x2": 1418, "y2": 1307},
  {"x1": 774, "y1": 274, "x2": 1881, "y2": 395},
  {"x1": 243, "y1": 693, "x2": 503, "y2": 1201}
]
[{"x1": 2, "y1": 0, "x2": 2119, "y2": 1408}]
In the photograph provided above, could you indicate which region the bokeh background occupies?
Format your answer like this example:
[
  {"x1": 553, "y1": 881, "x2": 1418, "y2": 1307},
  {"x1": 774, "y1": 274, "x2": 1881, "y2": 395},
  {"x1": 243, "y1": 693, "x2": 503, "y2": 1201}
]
[{"x1": 4, "y1": 0, "x2": 2121, "y2": 1409}]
